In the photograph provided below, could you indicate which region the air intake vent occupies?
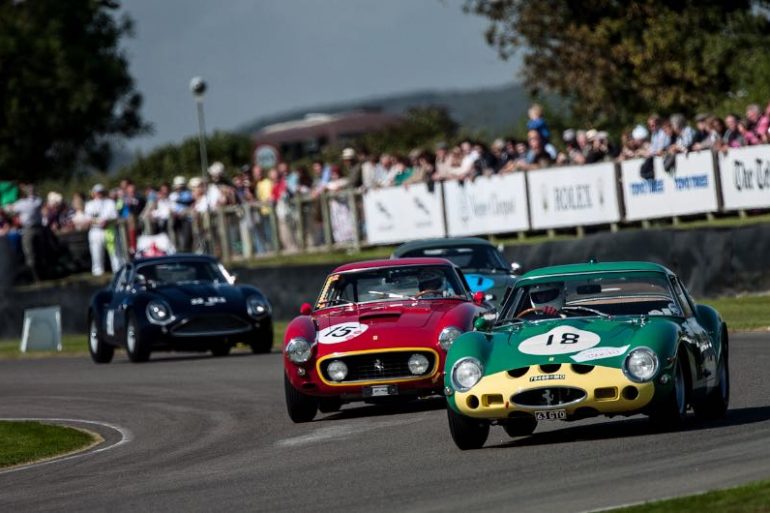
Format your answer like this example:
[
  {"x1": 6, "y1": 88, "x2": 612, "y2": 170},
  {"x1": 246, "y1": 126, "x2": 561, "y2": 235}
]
[
  {"x1": 571, "y1": 364, "x2": 594, "y2": 375},
  {"x1": 539, "y1": 364, "x2": 561, "y2": 373},
  {"x1": 512, "y1": 387, "x2": 586, "y2": 407},
  {"x1": 507, "y1": 367, "x2": 529, "y2": 378}
]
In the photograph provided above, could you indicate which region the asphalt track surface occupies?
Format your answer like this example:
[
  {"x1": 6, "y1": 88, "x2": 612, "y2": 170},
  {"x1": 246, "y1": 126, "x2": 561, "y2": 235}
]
[{"x1": 2, "y1": 333, "x2": 770, "y2": 513}]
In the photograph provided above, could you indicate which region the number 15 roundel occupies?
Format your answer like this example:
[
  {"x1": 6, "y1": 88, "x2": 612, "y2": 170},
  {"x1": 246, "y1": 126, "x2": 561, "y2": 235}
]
[
  {"x1": 518, "y1": 326, "x2": 601, "y2": 355},
  {"x1": 318, "y1": 322, "x2": 369, "y2": 344}
]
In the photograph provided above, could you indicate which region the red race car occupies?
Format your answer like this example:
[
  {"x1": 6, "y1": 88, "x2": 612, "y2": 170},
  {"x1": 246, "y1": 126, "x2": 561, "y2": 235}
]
[{"x1": 283, "y1": 258, "x2": 485, "y2": 422}]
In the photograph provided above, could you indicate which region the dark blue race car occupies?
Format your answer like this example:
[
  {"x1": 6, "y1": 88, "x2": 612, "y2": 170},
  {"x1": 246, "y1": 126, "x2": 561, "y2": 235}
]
[{"x1": 87, "y1": 254, "x2": 273, "y2": 363}]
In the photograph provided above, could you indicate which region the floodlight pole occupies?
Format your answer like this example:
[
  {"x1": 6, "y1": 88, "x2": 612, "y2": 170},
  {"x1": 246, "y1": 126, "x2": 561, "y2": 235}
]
[{"x1": 190, "y1": 77, "x2": 209, "y2": 178}]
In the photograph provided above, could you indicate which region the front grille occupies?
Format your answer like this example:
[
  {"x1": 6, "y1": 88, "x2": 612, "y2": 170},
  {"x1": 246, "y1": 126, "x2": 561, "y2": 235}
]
[
  {"x1": 512, "y1": 387, "x2": 586, "y2": 407},
  {"x1": 172, "y1": 314, "x2": 251, "y2": 336},
  {"x1": 321, "y1": 351, "x2": 436, "y2": 383}
]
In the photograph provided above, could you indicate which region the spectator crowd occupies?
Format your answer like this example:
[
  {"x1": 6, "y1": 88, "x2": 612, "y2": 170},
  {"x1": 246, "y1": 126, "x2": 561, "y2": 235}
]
[{"x1": 3, "y1": 99, "x2": 770, "y2": 281}]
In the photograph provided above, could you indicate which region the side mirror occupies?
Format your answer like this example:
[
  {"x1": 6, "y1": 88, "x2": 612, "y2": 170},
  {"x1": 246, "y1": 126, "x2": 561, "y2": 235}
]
[
  {"x1": 300, "y1": 302, "x2": 313, "y2": 315},
  {"x1": 510, "y1": 262, "x2": 522, "y2": 274},
  {"x1": 228, "y1": 273, "x2": 238, "y2": 285},
  {"x1": 472, "y1": 291, "x2": 485, "y2": 306}
]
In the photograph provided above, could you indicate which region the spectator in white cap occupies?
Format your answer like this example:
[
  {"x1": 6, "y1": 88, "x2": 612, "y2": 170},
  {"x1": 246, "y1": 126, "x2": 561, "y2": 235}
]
[
  {"x1": 206, "y1": 161, "x2": 234, "y2": 209},
  {"x1": 84, "y1": 183, "x2": 118, "y2": 276}
]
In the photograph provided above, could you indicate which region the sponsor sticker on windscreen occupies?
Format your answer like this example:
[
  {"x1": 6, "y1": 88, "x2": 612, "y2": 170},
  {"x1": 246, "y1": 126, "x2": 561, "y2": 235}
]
[
  {"x1": 317, "y1": 322, "x2": 368, "y2": 344},
  {"x1": 518, "y1": 326, "x2": 600, "y2": 355}
]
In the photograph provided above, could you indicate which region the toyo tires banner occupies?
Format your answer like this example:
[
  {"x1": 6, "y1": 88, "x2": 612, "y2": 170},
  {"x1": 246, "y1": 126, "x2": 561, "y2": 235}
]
[
  {"x1": 718, "y1": 145, "x2": 770, "y2": 211},
  {"x1": 621, "y1": 150, "x2": 719, "y2": 221},
  {"x1": 363, "y1": 183, "x2": 445, "y2": 244},
  {"x1": 443, "y1": 174, "x2": 529, "y2": 237},
  {"x1": 527, "y1": 163, "x2": 621, "y2": 229}
]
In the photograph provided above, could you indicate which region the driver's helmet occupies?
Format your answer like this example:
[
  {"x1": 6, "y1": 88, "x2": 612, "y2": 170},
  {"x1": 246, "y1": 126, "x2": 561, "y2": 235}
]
[
  {"x1": 529, "y1": 282, "x2": 565, "y2": 310},
  {"x1": 417, "y1": 269, "x2": 444, "y2": 292}
]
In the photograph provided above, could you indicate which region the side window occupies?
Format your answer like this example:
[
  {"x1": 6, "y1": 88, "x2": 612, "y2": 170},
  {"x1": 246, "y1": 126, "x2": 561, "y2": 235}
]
[
  {"x1": 669, "y1": 277, "x2": 694, "y2": 318},
  {"x1": 456, "y1": 269, "x2": 472, "y2": 295}
]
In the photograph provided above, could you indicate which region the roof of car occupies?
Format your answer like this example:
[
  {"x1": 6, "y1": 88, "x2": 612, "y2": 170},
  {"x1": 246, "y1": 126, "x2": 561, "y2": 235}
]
[
  {"x1": 332, "y1": 258, "x2": 455, "y2": 273},
  {"x1": 132, "y1": 253, "x2": 218, "y2": 266},
  {"x1": 517, "y1": 261, "x2": 674, "y2": 282},
  {"x1": 391, "y1": 237, "x2": 494, "y2": 257}
]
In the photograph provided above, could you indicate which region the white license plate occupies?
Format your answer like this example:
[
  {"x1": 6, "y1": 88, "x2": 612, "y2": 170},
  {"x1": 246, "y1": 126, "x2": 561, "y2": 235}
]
[
  {"x1": 535, "y1": 409, "x2": 567, "y2": 421},
  {"x1": 369, "y1": 385, "x2": 393, "y2": 397}
]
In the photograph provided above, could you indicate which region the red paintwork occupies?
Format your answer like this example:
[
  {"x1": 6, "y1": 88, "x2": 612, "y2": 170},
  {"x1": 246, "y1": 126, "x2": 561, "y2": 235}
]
[{"x1": 284, "y1": 261, "x2": 483, "y2": 400}]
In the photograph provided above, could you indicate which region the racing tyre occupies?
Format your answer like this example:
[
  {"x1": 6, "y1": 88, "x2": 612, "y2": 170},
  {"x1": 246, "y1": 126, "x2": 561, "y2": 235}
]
[
  {"x1": 694, "y1": 350, "x2": 729, "y2": 420},
  {"x1": 649, "y1": 355, "x2": 687, "y2": 430},
  {"x1": 502, "y1": 416, "x2": 537, "y2": 437},
  {"x1": 284, "y1": 374, "x2": 317, "y2": 423},
  {"x1": 447, "y1": 407, "x2": 489, "y2": 450},
  {"x1": 249, "y1": 327, "x2": 273, "y2": 354},
  {"x1": 318, "y1": 397, "x2": 342, "y2": 413},
  {"x1": 211, "y1": 344, "x2": 232, "y2": 357},
  {"x1": 125, "y1": 315, "x2": 151, "y2": 363},
  {"x1": 88, "y1": 313, "x2": 114, "y2": 364}
]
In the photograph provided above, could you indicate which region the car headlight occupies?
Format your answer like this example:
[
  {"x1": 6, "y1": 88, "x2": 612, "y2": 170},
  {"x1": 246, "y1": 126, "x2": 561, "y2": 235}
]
[
  {"x1": 146, "y1": 300, "x2": 173, "y2": 325},
  {"x1": 623, "y1": 347, "x2": 659, "y2": 383},
  {"x1": 285, "y1": 337, "x2": 312, "y2": 364},
  {"x1": 438, "y1": 326, "x2": 462, "y2": 351},
  {"x1": 408, "y1": 353, "x2": 430, "y2": 375},
  {"x1": 327, "y1": 360, "x2": 348, "y2": 382},
  {"x1": 247, "y1": 295, "x2": 270, "y2": 317},
  {"x1": 451, "y1": 357, "x2": 484, "y2": 392}
]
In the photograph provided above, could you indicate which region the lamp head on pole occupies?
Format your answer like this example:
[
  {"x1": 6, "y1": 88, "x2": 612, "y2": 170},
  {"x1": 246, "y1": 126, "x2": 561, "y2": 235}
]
[{"x1": 189, "y1": 76, "x2": 207, "y2": 99}]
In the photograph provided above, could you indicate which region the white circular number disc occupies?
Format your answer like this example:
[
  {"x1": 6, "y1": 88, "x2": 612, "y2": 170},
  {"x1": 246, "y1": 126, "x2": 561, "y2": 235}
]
[
  {"x1": 518, "y1": 326, "x2": 601, "y2": 355},
  {"x1": 317, "y1": 322, "x2": 369, "y2": 344}
]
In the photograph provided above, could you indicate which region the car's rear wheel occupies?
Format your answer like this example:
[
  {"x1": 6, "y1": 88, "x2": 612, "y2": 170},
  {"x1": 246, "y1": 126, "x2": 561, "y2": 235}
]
[
  {"x1": 649, "y1": 355, "x2": 687, "y2": 430},
  {"x1": 694, "y1": 350, "x2": 729, "y2": 420},
  {"x1": 318, "y1": 397, "x2": 342, "y2": 413},
  {"x1": 447, "y1": 407, "x2": 489, "y2": 450},
  {"x1": 125, "y1": 315, "x2": 151, "y2": 363},
  {"x1": 88, "y1": 313, "x2": 114, "y2": 364},
  {"x1": 284, "y1": 374, "x2": 317, "y2": 423},
  {"x1": 502, "y1": 416, "x2": 537, "y2": 437},
  {"x1": 210, "y1": 344, "x2": 232, "y2": 357}
]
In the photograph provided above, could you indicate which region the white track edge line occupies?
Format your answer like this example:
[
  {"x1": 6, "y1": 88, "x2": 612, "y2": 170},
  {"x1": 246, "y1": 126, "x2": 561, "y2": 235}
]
[{"x1": 0, "y1": 417, "x2": 133, "y2": 475}]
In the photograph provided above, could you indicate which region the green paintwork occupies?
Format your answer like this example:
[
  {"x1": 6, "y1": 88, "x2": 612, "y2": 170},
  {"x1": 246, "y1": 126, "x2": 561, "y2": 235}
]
[{"x1": 516, "y1": 261, "x2": 675, "y2": 282}]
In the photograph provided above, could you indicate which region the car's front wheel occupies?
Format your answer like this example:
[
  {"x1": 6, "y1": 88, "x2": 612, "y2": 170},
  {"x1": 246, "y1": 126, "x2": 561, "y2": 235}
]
[
  {"x1": 249, "y1": 326, "x2": 273, "y2": 354},
  {"x1": 649, "y1": 355, "x2": 687, "y2": 430},
  {"x1": 210, "y1": 344, "x2": 232, "y2": 357},
  {"x1": 125, "y1": 315, "x2": 151, "y2": 363},
  {"x1": 694, "y1": 349, "x2": 729, "y2": 420},
  {"x1": 447, "y1": 407, "x2": 489, "y2": 450},
  {"x1": 502, "y1": 416, "x2": 537, "y2": 437},
  {"x1": 88, "y1": 313, "x2": 114, "y2": 364},
  {"x1": 284, "y1": 374, "x2": 317, "y2": 423}
]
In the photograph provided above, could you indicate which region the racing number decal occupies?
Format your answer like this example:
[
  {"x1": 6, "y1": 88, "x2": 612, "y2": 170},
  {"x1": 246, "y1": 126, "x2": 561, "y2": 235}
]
[
  {"x1": 518, "y1": 326, "x2": 601, "y2": 355},
  {"x1": 317, "y1": 322, "x2": 368, "y2": 344}
]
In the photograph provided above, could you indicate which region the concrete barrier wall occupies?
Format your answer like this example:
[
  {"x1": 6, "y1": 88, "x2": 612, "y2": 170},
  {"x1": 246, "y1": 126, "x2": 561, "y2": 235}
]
[{"x1": 2, "y1": 223, "x2": 769, "y2": 338}]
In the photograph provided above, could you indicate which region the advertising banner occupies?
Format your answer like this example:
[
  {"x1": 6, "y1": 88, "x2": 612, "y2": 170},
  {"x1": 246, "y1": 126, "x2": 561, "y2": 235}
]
[
  {"x1": 527, "y1": 163, "x2": 621, "y2": 230},
  {"x1": 718, "y1": 145, "x2": 770, "y2": 210},
  {"x1": 621, "y1": 151, "x2": 719, "y2": 221},
  {"x1": 443, "y1": 174, "x2": 530, "y2": 237},
  {"x1": 363, "y1": 183, "x2": 445, "y2": 244}
]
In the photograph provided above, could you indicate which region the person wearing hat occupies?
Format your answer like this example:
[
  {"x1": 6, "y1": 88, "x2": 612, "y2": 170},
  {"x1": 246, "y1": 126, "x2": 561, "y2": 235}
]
[
  {"x1": 8, "y1": 183, "x2": 44, "y2": 281},
  {"x1": 334, "y1": 147, "x2": 363, "y2": 190},
  {"x1": 84, "y1": 183, "x2": 118, "y2": 276}
]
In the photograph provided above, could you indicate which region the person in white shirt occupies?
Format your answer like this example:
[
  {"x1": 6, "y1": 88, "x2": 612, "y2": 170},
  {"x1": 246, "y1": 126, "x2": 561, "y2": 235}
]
[{"x1": 84, "y1": 183, "x2": 118, "y2": 276}]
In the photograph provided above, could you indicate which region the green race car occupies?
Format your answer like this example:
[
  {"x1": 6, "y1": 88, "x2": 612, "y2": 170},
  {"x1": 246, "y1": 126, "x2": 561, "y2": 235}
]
[{"x1": 444, "y1": 260, "x2": 729, "y2": 450}]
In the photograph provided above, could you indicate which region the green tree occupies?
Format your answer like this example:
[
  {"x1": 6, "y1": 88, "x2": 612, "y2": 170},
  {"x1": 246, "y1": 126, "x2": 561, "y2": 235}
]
[
  {"x1": 119, "y1": 131, "x2": 253, "y2": 186},
  {"x1": 464, "y1": 1, "x2": 770, "y2": 129},
  {"x1": 0, "y1": 0, "x2": 148, "y2": 181}
]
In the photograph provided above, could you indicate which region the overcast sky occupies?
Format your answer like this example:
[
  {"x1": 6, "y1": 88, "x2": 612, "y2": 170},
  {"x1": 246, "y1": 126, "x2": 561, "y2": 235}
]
[{"x1": 120, "y1": 0, "x2": 520, "y2": 152}]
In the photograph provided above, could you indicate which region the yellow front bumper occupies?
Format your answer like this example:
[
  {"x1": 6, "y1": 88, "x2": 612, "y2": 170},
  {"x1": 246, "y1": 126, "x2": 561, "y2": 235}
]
[{"x1": 454, "y1": 365, "x2": 655, "y2": 419}]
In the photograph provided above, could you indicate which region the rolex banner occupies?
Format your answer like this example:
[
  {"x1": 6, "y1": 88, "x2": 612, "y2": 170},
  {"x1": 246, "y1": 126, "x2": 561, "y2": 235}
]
[
  {"x1": 526, "y1": 163, "x2": 621, "y2": 230},
  {"x1": 443, "y1": 173, "x2": 530, "y2": 237}
]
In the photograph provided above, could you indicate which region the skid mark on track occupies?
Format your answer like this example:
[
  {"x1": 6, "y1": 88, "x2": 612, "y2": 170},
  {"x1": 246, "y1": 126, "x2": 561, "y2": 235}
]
[
  {"x1": 276, "y1": 417, "x2": 422, "y2": 448},
  {"x1": 0, "y1": 417, "x2": 133, "y2": 475}
]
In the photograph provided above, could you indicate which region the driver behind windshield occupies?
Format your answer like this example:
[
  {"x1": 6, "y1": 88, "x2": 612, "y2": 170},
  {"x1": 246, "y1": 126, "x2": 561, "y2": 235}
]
[
  {"x1": 416, "y1": 269, "x2": 445, "y2": 298},
  {"x1": 527, "y1": 282, "x2": 565, "y2": 317}
]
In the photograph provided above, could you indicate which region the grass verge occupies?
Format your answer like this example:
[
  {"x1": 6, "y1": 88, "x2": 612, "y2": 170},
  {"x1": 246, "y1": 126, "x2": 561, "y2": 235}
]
[
  {"x1": 0, "y1": 421, "x2": 97, "y2": 469},
  {"x1": 699, "y1": 294, "x2": 770, "y2": 331},
  {"x1": 611, "y1": 479, "x2": 770, "y2": 512},
  {"x1": 0, "y1": 321, "x2": 289, "y2": 360}
]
